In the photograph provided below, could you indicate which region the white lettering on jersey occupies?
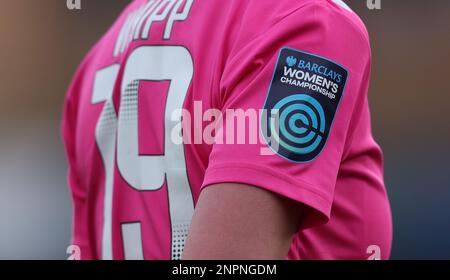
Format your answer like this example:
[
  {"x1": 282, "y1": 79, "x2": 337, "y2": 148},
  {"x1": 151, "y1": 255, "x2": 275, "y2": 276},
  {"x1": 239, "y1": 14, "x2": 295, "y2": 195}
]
[{"x1": 114, "y1": 0, "x2": 194, "y2": 57}]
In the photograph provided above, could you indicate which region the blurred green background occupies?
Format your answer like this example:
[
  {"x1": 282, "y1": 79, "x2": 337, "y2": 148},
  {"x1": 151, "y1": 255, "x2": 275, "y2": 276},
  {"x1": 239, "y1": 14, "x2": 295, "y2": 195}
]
[{"x1": 0, "y1": 0, "x2": 449, "y2": 259}]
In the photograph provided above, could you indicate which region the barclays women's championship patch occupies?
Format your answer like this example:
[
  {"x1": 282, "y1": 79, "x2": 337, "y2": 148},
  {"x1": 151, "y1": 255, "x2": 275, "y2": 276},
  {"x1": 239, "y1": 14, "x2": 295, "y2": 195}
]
[{"x1": 262, "y1": 47, "x2": 348, "y2": 163}]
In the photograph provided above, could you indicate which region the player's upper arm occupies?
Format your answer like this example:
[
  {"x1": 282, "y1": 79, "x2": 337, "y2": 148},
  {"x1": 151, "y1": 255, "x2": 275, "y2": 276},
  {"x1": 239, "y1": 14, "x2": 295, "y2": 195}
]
[
  {"x1": 183, "y1": 183, "x2": 304, "y2": 260},
  {"x1": 184, "y1": 2, "x2": 372, "y2": 259}
]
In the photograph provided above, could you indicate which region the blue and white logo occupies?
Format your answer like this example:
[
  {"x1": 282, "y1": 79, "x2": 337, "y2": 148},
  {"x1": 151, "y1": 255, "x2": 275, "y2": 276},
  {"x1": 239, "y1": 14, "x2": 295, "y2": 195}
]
[
  {"x1": 286, "y1": 56, "x2": 298, "y2": 67},
  {"x1": 269, "y1": 94, "x2": 326, "y2": 157},
  {"x1": 263, "y1": 48, "x2": 348, "y2": 163}
]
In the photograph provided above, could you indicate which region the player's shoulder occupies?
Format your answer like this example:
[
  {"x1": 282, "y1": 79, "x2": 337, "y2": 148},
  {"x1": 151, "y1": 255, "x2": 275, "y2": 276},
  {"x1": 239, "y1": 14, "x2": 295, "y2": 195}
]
[
  {"x1": 315, "y1": 0, "x2": 371, "y2": 52},
  {"x1": 243, "y1": 0, "x2": 370, "y2": 46},
  {"x1": 284, "y1": 0, "x2": 370, "y2": 60},
  {"x1": 318, "y1": 0, "x2": 371, "y2": 48}
]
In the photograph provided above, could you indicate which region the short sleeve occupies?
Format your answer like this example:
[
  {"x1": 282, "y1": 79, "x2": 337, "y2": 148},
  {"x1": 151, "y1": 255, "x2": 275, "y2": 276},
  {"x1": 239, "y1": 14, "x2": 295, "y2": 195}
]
[{"x1": 202, "y1": 1, "x2": 372, "y2": 229}]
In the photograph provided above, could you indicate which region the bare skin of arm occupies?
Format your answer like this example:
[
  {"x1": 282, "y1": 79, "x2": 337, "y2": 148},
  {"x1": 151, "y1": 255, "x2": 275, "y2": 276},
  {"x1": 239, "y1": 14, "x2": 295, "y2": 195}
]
[{"x1": 182, "y1": 183, "x2": 304, "y2": 260}]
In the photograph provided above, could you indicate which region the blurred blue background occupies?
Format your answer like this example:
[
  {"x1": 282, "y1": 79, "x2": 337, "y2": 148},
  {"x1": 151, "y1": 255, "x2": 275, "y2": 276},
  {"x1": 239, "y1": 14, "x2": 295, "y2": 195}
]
[{"x1": 0, "y1": 0, "x2": 449, "y2": 259}]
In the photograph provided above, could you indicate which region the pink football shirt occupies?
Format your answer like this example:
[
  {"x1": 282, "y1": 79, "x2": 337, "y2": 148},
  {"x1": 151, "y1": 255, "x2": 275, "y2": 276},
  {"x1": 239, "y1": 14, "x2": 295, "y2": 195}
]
[{"x1": 62, "y1": 0, "x2": 392, "y2": 260}]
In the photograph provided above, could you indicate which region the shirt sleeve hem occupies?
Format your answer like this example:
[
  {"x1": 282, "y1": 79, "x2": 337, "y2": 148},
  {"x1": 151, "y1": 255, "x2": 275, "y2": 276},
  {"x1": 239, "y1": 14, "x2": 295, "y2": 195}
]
[{"x1": 201, "y1": 163, "x2": 333, "y2": 228}]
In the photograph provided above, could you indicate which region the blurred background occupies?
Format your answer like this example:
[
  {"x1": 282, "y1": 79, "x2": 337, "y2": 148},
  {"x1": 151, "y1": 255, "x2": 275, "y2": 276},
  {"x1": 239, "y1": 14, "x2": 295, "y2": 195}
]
[{"x1": 0, "y1": 0, "x2": 449, "y2": 259}]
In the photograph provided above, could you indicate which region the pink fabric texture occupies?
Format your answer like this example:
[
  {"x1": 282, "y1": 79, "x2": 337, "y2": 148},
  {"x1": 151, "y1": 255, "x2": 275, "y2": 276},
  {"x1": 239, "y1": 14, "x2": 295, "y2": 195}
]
[{"x1": 62, "y1": 0, "x2": 392, "y2": 260}]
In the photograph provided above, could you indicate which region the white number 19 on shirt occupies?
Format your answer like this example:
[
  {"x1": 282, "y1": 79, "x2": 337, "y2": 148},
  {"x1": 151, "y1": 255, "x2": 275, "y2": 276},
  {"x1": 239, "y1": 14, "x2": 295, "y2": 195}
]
[{"x1": 91, "y1": 46, "x2": 194, "y2": 260}]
